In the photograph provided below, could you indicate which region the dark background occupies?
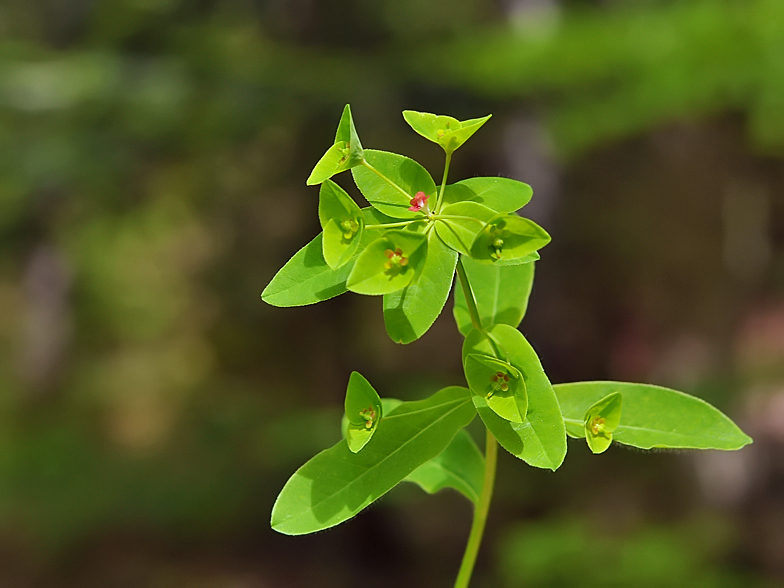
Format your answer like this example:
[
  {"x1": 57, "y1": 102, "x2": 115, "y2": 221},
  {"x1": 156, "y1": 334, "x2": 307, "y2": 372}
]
[{"x1": 1, "y1": 0, "x2": 783, "y2": 586}]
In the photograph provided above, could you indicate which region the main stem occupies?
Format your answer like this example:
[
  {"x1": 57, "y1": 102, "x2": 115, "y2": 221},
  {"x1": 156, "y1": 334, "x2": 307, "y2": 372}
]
[
  {"x1": 454, "y1": 257, "x2": 498, "y2": 588},
  {"x1": 454, "y1": 428, "x2": 498, "y2": 588}
]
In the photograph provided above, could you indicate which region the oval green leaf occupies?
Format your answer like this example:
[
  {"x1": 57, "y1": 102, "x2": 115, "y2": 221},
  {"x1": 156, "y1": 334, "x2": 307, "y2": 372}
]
[
  {"x1": 404, "y1": 429, "x2": 485, "y2": 504},
  {"x1": 435, "y1": 201, "x2": 498, "y2": 256},
  {"x1": 352, "y1": 150, "x2": 437, "y2": 219},
  {"x1": 553, "y1": 381, "x2": 752, "y2": 451},
  {"x1": 453, "y1": 255, "x2": 535, "y2": 336},
  {"x1": 464, "y1": 354, "x2": 527, "y2": 423},
  {"x1": 344, "y1": 372, "x2": 383, "y2": 454},
  {"x1": 462, "y1": 324, "x2": 566, "y2": 470},
  {"x1": 271, "y1": 386, "x2": 476, "y2": 535},
  {"x1": 442, "y1": 177, "x2": 533, "y2": 213},
  {"x1": 347, "y1": 230, "x2": 428, "y2": 295},
  {"x1": 470, "y1": 214, "x2": 551, "y2": 264},
  {"x1": 383, "y1": 230, "x2": 458, "y2": 344},
  {"x1": 319, "y1": 180, "x2": 364, "y2": 269}
]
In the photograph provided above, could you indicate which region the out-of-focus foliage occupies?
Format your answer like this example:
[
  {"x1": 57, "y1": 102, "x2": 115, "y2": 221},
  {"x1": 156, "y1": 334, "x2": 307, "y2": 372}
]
[
  {"x1": 416, "y1": 0, "x2": 784, "y2": 156},
  {"x1": 0, "y1": 0, "x2": 782, "y2": 586},
  {"x1": 499, "y1": 516, "x2": 763, "y2": 588}
]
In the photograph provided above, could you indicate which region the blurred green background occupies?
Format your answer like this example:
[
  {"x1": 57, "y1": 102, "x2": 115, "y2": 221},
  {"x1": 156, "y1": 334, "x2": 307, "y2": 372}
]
[{"x1": 2, "y1": 0, "x2": 783, "y2": 586}]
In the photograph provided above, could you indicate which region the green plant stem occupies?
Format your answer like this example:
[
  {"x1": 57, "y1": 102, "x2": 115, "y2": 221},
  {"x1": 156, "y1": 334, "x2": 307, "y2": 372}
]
[
  {"x1": 456, "y1": 258, "x2": 483, "y2": 331},
  {"x1": 361, "y1": 160, "x2": 412, "y2": 201},
  {"x1": 435, "y1": 151, "x2": 452, "y2": 213},
  {"x1": 454, "y1": 428, "x2": 498, "y2": 588},
  {"x1": 453, "y1": 256, "x2": 497, "y2": 587},
  {"x1": 365, "y1": 221, "x2": 416, "y2": 230}
]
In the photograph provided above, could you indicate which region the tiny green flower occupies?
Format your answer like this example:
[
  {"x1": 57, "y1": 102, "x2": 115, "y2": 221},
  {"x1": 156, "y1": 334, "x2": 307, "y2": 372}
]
[{"x1": 384, "y1": 247, "x2": 409, "y2": 271}]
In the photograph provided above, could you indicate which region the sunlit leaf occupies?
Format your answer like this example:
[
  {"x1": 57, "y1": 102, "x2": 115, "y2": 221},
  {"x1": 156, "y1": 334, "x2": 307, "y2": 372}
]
[
  {"x1": 271, "y1": 386, "x2": 476, "y2": 535},
  {"x1": 383, "y1": 230, "x2": 457, "y2": 344},
  {"x1": 261, "y1": 208, "x2": 396, "y2": 307},
  {"x1": 462, "y1": 324, "x2": 566, "y2": 470},
  {"x1": 352, "y1": 150, "x2": 437, "y2": 219},
  {"x1": 442, "y1": 177, "x2": 533, "y2": 213},
  {"x1": 554, "y1": 381, "x2": 752, "y2": 450}
]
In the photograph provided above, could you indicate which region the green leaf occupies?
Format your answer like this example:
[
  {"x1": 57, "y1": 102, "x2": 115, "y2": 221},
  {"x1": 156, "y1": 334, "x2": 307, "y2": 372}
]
[
  {"x1": 319, "y1": 180, "x2": 364, "y2": 269},
  {"x1": 347, "y1": 230, "x2": 428, "y2": 295},
  {"x1": 383, "y1": 230, "x2": 458, "y2": 344},
  {"x1": 404, "y1": 429, "x2": 485, "y2": 503},
  {"x1": 435, "y1": 201, "x2": 498, "y2": 256},
  {"x1": 306, "y1": 105, "x2": 364, "y2": 186},
  {"x1": 453, "y1": 255, "x2": 535, "y2": 336},
  {"x1": 344, "y1": 372, "x2": 383, "y2": 454},
  {"x1": 261, "y1": 232, "x2": 352, "y2": 307},
  {"x1": 352, "y1": 150, "x2": 437, "y2": 219},
  {"x1": 442, "y1": 177, "x2": 533, "y2": 213},
  {"x1": 261, "y1": 208, "x2": 394, "y2": 307},
  {"x1": 583, "y1": 392, "x2": 622, "y2": 454},
  {"x1": 464, "y1": 354, "x2": 527, "y2": 423},
  {"x1": 402, "y1": 110, "x2": 492, "y2": 154},
  {"x1": 554, "y1": 381, "x2": 753, "y2": 451},
  {"x1": 462, "y1": 324, "x2": 566, "y2": 470},
  {"x1": 470, "y1": 214, "x2": 551, "y2": 264},
  {"x1": 271, "y1": 386, "x2": 476, "y2": 535}
]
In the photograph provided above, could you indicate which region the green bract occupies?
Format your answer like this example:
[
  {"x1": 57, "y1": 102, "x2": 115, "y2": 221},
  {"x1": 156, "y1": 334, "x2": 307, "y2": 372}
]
[
  {"x1": 470, "y1": 214, "x2": 551, "y2": 264},
  {"x1": 344, "y1": 372, "x2": 383, "y2": 453},
  {"x1": 307, "y1": 104, "x2": 364, "y2": 185},
  {"x1": 346, "y1": 230, "x2": 427, "y2": 295},
  {"x1": 319, "y1": 180, "x2": 364, "y2": 269},
  {"x1": 464, "y1": 354, "x2": 527, "y2": 423},
  {"x1": 263, "y1": 105, "x2": 752, "y2": 588},
  {"x1": 403, "y1": 110, "x2": 492, "y2": 154},
  {"x1": 583, "y1": 392, "x2": 622, "y2": 454}
]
